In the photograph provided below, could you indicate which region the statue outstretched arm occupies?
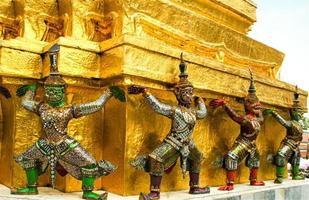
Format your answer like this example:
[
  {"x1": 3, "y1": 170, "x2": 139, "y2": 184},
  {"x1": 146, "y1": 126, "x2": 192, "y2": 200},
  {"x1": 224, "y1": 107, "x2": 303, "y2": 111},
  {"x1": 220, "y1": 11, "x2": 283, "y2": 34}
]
[
  {"x1": 272, "y1": 112, "x2": 292, "y2": 128},
  {"x1": 264, "y1": 109, "x2": 291, "y2": 128},
  {"x1": 195, "y1": 97, "x2": 207, "y2": 119},
  {"x1": 223, "y1": 104, "x2": 244, "y2": 124},
  {"x1": 210, "y1": 99, "x2": 244, "y2": 124},
  {"x1": 17, "y1": 84, "x2": 41, "y2": 114},
  {"x1": 73, "y1": 88, "x2": 113, "y2": 118},
  {"x1": 128, "y1": 85, "x2": 174, "y2": 118},
  {"x1": 257, "y1": 112, "x2": 264, "y2": 124},
  {"x1": 143, "y1": 91, "x2": 174, "y2": 118}
]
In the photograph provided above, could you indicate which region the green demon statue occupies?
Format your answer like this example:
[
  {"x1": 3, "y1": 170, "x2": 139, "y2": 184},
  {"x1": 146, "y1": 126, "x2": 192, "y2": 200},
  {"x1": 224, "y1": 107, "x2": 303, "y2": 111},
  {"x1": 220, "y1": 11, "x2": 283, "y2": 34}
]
[
  {"x1": 264, "y1": 86, "x2": 305, "y2": 183},
  {"x1": 129, "y1": 54, "x2": 209, "y2": 200},
  {"x1": 11, "y1": 44, "x2": 125, "y2": 200}
]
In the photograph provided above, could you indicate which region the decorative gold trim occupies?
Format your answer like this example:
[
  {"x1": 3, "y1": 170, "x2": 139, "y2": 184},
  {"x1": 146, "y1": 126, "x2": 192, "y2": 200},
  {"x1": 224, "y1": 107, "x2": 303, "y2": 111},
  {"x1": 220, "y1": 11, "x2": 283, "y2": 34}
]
[
  {"x1": 135, "y1": 15, "x2": 281, "y2": 78},
  {"x1": 0, "y1": 16, "x2": 21, "y2": 40}
]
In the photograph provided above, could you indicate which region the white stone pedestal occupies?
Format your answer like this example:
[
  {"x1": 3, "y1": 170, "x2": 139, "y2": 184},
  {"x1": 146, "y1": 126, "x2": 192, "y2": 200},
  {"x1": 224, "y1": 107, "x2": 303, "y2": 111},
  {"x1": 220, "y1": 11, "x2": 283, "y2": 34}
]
[{"x1": 1, "y1": 178, "x2": 309, "y2": 200}]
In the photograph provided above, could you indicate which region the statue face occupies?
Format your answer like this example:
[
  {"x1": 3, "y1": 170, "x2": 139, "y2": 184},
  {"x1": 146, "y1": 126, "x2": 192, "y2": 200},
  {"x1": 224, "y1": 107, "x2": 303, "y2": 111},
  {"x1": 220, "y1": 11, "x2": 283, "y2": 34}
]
[
  {"x1": 245, "y1": 99, "x2": 261, "y2": 115},
  {"x1": 175, "y1": 86, "x2": 193, "y2": 107},
  {"x1": 44, "y1": 85, "x2": 65, "y2": 107},
  {"x1": 290, "y1": 108, "x2": 304, "y2": 125}
]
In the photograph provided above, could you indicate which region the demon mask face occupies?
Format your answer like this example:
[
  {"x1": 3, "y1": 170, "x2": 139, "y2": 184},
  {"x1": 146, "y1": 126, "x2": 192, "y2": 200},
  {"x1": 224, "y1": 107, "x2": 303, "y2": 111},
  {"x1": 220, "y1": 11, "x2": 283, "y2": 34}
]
[
  {"x1": 44, "y1": 85, "x2": 65, "y2": 107},
  {"x1": 244, "y1": 96, "x2": 261, "y2": 116},
  {"x1": 175, "y1": 86, "x2": 193, "y2": 107}
]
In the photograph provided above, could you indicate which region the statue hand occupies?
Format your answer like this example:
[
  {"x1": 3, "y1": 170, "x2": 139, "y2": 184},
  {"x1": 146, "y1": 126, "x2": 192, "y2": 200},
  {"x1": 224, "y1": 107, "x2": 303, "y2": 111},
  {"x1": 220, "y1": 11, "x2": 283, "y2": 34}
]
[
  {"x1": 209, "y1": 99, "x2": 226, "y2": 108},
  {"x1": 194, "y1": 96, "x2": 205, "y2": 104},
  {"x1": 128, "y1": 85, "x2": 147, "y2": 94},
  {"x1": 0, "y1": 86, "x2": 11, "y2": 99},
  {"x1": 263, "y1": 109, "x2": 274, "y2": 115},
  {"x1": 16, "y1": 84, "x2": 37, "y2": 97},
  {"x1": 109, "y1": 86, "x2": 126, "y2": 102}
]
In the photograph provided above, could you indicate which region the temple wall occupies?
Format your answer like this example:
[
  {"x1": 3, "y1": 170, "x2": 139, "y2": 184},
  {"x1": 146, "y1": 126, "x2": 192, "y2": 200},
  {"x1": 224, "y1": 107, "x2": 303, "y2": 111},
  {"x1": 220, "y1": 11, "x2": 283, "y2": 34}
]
[{"x1": 0, "y1": 0, "x2": 307, "y2": 195}]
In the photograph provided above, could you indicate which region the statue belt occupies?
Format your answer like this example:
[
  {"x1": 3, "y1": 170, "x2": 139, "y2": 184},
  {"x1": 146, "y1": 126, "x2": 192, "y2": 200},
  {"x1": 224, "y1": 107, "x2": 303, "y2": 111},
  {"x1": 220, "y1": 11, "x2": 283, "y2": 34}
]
[
  {"x1": 35, "y1": 137, "x2": 79, "y2": 157},
  {"x1": 236, "y1": 137, "x2": 256, "y2": 151},
  {"x1": 164, "y1": 134, "x2": 190, "y2": 151}
]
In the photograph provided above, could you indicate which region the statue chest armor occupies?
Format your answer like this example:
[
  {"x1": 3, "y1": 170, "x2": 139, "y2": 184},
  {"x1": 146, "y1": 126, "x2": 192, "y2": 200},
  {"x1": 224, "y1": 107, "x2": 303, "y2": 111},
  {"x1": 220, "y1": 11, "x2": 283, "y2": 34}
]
[
  {"x1": 241, "y1": 116, "x2": 261, "y2": 140},
  {"x1": 170, "y1": 107, "x2": 196, "y2": 140},
  {"x1": 39, "y1": 105, "x2": 73, "y2": 143}
]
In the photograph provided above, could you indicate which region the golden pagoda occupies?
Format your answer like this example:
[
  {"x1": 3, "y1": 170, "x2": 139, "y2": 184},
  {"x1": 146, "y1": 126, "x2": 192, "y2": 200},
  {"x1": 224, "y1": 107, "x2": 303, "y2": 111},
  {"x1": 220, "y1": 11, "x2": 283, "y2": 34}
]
[{"x1": 0, "y1": 0, "x2": 307, "y2": 196}]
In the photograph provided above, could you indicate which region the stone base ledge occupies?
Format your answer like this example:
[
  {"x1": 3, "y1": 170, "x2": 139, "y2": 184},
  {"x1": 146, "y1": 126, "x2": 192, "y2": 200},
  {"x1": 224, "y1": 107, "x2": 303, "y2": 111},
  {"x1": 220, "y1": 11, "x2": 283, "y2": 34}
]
[{"x1": 1, "y1": 178, "x2": 309, "y2": 200}]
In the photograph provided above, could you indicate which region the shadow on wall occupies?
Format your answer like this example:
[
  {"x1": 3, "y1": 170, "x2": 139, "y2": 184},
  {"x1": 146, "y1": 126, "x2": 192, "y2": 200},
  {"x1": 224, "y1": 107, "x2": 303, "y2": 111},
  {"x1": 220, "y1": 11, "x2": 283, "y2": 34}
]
[{"x1": 0, "y1": 100, "x2": 2, "y2": 158}]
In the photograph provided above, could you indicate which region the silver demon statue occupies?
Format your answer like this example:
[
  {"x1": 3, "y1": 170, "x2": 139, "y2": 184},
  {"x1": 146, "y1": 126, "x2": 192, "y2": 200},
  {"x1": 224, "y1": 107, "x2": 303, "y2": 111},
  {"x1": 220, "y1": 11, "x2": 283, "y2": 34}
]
[
  {"x1": 129, "y1": 54, "x2": 209, "y2": 200},
  {"x1": 11, "y1": 44, "x2": 125, "y2": 200}
]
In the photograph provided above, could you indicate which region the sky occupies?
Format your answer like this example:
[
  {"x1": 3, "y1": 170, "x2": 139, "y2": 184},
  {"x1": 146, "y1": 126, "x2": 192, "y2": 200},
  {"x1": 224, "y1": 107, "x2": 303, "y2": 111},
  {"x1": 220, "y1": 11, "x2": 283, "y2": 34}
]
[{"x1": 248, "y1": 0, "x2": 309, "y2": 116}]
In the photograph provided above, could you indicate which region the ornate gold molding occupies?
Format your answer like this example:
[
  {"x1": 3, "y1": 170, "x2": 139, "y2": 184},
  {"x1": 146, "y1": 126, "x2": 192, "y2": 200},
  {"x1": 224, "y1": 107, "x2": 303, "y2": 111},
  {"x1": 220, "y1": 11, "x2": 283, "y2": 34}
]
[
  {"x1": 41, "y1": 15, "x2": 67, "y2": 42},
  {"x1": 85, "y1": 12, "x2": 118, "y2": 42},
  {"x1": 135, "y1": 15, "x2": 280, "y2": 78},
  {"x1": 171, "y1": 0, "x2": 256, "y2": 34},
  {"x1": 0, "y1": 16, "x2": 21, "y2": 40}
]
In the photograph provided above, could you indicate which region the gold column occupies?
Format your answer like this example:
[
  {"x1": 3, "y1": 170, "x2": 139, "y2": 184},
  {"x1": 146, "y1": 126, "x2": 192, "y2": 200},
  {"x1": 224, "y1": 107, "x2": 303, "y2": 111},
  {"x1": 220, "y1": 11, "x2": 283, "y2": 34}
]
[{"x1": 0, "y1": 0, "x2": 308, "y2": 196}]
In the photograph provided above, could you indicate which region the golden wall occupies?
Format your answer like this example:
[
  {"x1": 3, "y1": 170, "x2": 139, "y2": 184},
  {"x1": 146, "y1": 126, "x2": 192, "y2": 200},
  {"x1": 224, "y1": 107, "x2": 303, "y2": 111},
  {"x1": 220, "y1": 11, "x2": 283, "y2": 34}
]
[{"x1": 0, "y1": 0, "x2": 308, "y2": 196}]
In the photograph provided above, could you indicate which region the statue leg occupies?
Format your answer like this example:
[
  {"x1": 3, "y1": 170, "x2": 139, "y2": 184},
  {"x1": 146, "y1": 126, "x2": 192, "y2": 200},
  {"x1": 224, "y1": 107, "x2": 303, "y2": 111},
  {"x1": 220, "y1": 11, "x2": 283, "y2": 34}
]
[
  {"x1": 274, "y1": 145, "x2": 289, "y2": 184},
  {"x1": 291, "y1": 149, "x2": 305, "y2": 180},
  {"x1": 219, "y1": 141, "x2": 247, "y2": 191},
  {"x1": 218, "y1": 154, "x2": 237, "y2": 191},
  {"x1": 274, "y1": 154, "x2": 286, "y2": 184},
  {"x1": 81, "y1": 165, "x2": 108, "y2": 200},
  {"x1": 140, "y1": 142, "x2": 179, "y2": 200},
  {"x1": 11, "y1": 162, "x2": 39, "y2": 195},
  {"x1": 187, "y1": 145, "x2": 210, "y2": 194},
  {"x1": 60, "y1": 144, "x2": 115, "y2": 200},
  {"x1": 139, "y1": 157, "x2": 163, "y2": 200},
  {"x1": 246, "y1": 148, "x2": 264, "y2": 186},
  {"x1": 11, "y1": 143, "x2": 48, "y2": 195}
]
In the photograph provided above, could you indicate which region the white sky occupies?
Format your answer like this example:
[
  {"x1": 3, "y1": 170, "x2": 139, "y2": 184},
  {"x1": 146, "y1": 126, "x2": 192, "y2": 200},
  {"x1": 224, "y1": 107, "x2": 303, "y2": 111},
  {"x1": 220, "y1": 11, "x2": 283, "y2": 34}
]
[{"x1": 249, "y1": 0, "x2": 309, "y2": 116}]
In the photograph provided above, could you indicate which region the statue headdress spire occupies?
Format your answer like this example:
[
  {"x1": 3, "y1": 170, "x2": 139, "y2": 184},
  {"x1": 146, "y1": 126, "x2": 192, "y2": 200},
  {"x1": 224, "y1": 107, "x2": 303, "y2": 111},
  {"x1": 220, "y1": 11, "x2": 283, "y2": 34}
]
[
  {"x1": 175, "y1": 53, "x2": 193, "y2": 88},
  {"x1": 44, "y1": 44, "x2": 66, "y2": 87},
  {"x1": 292, "y1": 85, "x2": 302, "y2": 110},
  {"x1": 248, "y1": 68, "x2": 256, "y2": 94},
  {"x1": 245, "y1": 68, "x2": 259, "y2": 102}
]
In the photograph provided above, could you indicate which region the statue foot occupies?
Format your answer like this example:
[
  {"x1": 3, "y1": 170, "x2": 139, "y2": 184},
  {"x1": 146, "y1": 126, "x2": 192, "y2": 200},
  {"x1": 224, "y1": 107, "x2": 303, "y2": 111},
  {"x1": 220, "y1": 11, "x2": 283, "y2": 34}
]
[
  {"x1": 189, "y1": 186, "x2": 210, "y2": 194},
  {"x1": 139, "y1": 192, "x2": 160, "y2": 200},
  {"x1": 82, "y1": 191, "x2": 107, "y2": 200},
  {"x1": 250, "y1": 180, "x2": 265, "y2": 186},
  {"x1": 11, "y1": 187, "x2": 38, "y2": 195},
  {"x1": 274, "y1": 177, "x2": 283, "y2": 184},
  {"x1": 218, "y1": 184, "x2": 234, "y2": 191},
  {"x1": 292, "y1": 175, "x2": 305, "y2": 180}
]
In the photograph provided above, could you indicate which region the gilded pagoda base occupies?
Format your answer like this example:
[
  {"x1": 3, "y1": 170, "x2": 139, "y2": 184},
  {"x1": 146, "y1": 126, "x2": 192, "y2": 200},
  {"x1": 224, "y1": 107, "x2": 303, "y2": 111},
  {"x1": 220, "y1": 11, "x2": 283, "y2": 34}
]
[{"x1": 0, "y1": 0, "x2": 308, "y2": 196}]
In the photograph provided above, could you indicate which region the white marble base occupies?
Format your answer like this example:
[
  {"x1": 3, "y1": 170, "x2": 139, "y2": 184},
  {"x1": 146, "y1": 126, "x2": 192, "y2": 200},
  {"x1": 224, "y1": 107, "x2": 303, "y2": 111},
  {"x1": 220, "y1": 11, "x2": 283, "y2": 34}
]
[{"x1": 1, "y1": 178, "x2": 309, "y2": 200}]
